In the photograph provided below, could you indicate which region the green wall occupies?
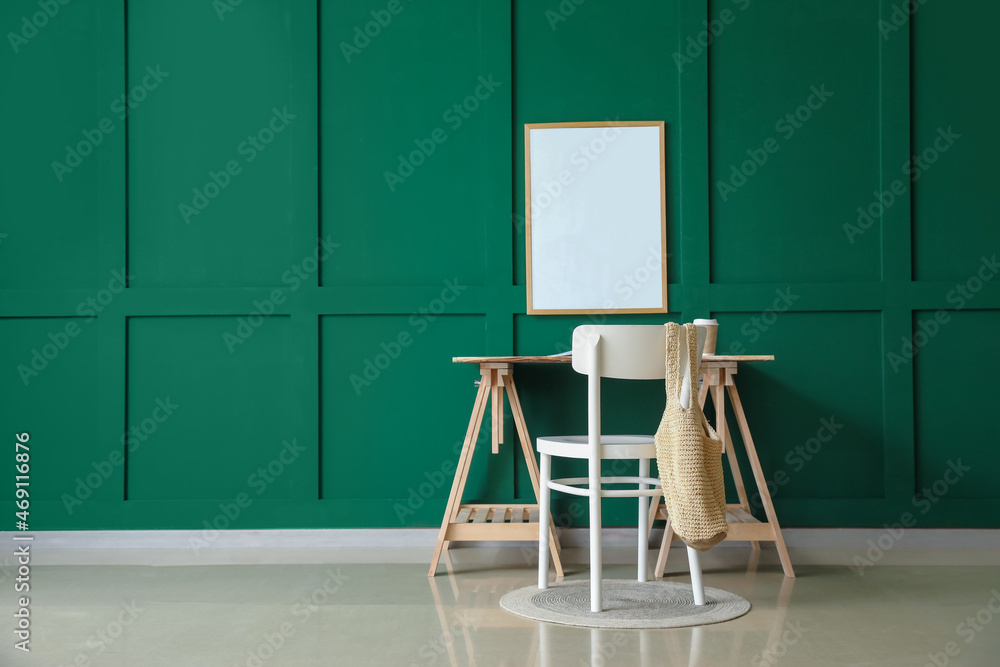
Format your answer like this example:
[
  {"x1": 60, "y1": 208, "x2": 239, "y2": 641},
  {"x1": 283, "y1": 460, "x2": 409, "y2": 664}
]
[{"x1": 1, "y1": 0, "x2": 997, "y2": 531}]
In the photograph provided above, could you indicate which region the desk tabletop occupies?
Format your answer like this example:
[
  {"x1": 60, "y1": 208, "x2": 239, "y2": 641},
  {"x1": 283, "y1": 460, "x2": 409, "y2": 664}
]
[{"x1": 453, "y1": 354, "x2": 774, "y2": 364}]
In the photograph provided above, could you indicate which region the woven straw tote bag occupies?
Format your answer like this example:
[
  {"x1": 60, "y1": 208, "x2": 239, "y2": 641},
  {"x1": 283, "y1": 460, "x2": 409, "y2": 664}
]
[{"x1": 654, "y1": 322, "x2": 729, "y2": 551}]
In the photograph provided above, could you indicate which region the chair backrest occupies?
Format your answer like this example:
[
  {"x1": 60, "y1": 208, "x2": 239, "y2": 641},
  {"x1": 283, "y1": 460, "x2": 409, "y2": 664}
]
[
  {"x1": 571, "y1": 324, "x2": 708, "y2": 381},
  {"x1": 571, "y1": 324, "x2": 709, "y2": 459}
]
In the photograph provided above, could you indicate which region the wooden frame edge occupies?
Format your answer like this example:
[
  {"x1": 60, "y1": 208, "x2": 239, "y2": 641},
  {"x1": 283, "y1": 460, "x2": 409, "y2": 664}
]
[{"x1": 523, "y1": 120, "x2": 669, "y2": 315}]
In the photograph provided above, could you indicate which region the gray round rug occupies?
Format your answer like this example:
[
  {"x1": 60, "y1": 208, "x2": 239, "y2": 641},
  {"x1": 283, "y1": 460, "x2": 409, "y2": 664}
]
[{"x1": 500, "y1": 579, "x2": 750, "y2": 629}]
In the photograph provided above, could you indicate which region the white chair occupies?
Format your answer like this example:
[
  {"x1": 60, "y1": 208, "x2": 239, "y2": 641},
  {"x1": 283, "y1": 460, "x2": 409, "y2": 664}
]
[{"x1": 537, "y1": 324, "x2": 708, "y2": 612}]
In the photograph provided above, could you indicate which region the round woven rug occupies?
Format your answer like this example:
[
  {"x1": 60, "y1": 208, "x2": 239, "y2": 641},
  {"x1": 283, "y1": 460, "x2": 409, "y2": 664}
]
[{"x1": 500, "y1": 579, "x2": 750, "y2": 629}]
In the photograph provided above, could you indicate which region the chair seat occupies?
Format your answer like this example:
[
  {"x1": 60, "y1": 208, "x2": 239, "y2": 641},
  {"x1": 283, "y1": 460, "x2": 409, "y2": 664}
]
[{"x1": 536, "y1": 434, "x2": 655, "y2": 460}]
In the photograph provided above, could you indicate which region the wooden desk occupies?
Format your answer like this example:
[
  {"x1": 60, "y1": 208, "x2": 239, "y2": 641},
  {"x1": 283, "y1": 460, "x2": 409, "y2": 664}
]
[{"x1": 429, "y1": 354, "x2": 794, "y2": 579}]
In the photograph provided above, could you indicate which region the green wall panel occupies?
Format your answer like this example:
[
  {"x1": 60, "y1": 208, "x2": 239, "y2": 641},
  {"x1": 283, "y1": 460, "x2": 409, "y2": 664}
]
[
  {"x1": 320, "y1": 1, "x2": 501, "y2": 288},
  {"x1": 0, "y1": 0, "x2": 120, "y2": 289},
  {"x1": 1, "y1": 1, "x2": 998, "y2": 531},
  {"x1": 911, "y1": 0, "x2": 999, "y2": 281},
  {"x1": 713, "y1": 311, "x2": 885, "y2": 504},
  {"x1": 0, "y1": 319, "x2": 99, "y2": 504},
  {"x1": 126, "y1": 316, "x2": 297, "y2": 501},
  {"x1": 320, "y1": 314, "x2": 487, "y2": 523},
  {"x1": 127, "y1": 0, "x2": 317, "y2": 287},
  {"x1": 914, "y1": 310, "x2": 998, "y2": 499},
  {"x1": 513, "y1": 0, "x2": 682, "y2": 287},
  {"x1": 709, "y1": 0, "x2": 881, "y2": 283}
]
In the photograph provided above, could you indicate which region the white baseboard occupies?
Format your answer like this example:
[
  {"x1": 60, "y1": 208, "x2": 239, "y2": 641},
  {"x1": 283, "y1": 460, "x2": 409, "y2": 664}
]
[
  {"x1": 1, "y1": 528, "x2": 997, "y2": 568},
  {"x1": 4, "y1": 527, "x2": 998, "y2": 549},
  {"x1": 1, "y1": 528, "x2": 439, "y2": 549}
]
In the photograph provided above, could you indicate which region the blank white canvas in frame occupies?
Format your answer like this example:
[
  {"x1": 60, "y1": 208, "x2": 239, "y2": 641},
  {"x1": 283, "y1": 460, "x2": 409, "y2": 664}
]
[{"x1": 526, "y1": 122, "x2": 666, "y2": 314}]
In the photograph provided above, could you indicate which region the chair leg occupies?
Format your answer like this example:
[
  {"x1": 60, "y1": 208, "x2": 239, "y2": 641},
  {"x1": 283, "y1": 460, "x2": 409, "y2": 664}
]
[
  {"x1": 538, "y1": 453, "x2": 551, "y2": 590},
  {"x1": 638, "y1": 458, "x2": 649, "y2": 583},
  {"x1": 589, "y1": 469, "x2": 602, "y2": 613},
  {"x1": 687, "y1": 546, "x2": 705, "y2": 606}
]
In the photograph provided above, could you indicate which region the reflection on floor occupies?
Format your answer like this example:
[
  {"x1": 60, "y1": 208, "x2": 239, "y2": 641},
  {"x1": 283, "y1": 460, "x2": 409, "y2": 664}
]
[
  {"x1": 431, "y1": 547, "x2": 796, "y2": 667},
  {"x1": 2, "y1": 544, "x2": 999, "y2": 666}
]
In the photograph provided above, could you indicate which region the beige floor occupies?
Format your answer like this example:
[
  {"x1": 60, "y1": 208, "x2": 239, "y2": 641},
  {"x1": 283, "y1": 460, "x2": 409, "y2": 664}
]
[{"x1": 2, "y1": 544, "x2": 999, "y2": 666}]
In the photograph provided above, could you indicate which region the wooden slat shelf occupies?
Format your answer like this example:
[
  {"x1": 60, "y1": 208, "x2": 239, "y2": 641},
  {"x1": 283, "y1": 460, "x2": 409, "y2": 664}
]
[
  {"x1": 656, "y1": 504, "x2": 777, "y2": 543},
  {"x1": 444, "y1": 504, "x2": 544, "y2": 542}
]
